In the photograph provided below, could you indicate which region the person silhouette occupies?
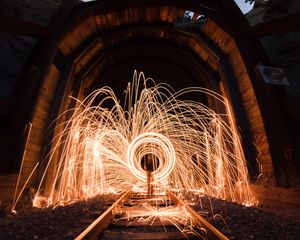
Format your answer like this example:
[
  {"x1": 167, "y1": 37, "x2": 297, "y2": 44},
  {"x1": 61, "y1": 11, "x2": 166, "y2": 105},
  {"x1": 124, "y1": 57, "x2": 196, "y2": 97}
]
[{"x1": 141, "y1": 154, "x2": 159, "y2": 196}]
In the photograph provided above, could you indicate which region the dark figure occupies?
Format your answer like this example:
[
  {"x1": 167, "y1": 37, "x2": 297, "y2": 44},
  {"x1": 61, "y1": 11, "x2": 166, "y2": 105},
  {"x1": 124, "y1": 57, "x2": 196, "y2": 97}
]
[{"x1": 141, "y1": 154, "x2": 159, "y2": 196}]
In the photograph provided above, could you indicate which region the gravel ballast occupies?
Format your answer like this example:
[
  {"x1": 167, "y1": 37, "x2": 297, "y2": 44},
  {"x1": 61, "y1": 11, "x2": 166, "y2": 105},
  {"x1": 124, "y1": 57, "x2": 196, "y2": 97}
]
[{"x1": 0, "y1": 192, "x2": 300, "y2": 240}]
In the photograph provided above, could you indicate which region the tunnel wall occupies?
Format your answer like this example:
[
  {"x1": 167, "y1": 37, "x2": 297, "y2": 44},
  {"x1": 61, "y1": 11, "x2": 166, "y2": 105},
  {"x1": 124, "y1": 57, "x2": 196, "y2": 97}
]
[
  {"x1": 21, "y1": 6, "x2": 266, "y2": 187},
  {"x1": 203, "y1": 20, "x2": 273, "y2": 177}
]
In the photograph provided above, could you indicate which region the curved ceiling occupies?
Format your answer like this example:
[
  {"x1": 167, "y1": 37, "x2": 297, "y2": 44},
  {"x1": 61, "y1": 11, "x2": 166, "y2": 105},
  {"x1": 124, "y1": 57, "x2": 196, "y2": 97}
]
[{"x1": 12, "y1": 0, "x2": 266, "y2": 182}]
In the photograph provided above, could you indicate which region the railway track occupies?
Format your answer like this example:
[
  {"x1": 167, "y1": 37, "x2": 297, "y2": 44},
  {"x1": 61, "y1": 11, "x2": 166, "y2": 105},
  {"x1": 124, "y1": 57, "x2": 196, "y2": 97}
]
[{"x1": 75, "y1": 190, "x2": 229, "y2": 240}]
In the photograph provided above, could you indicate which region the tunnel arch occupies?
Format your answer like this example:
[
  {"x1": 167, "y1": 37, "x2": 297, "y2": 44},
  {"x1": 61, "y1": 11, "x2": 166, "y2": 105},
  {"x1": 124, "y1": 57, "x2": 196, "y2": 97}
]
[{"x1": 8, "y1": 0, "x2": 295, "y2": 202}]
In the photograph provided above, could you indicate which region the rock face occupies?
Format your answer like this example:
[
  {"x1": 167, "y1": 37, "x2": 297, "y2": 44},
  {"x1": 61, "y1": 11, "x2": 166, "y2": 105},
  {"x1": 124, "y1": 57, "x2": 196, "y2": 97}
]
[
  {"x1": 264, "y1": 0, "x2": 300, "y2": 21},
  {"x1": 247, "y1": 0, "x2": 300, "y2": 89},
  {"x1": 246, "y1": 0, "x2": 268, "y2": 26},
  {"x1": 246, "y1": 0, "x2": 300, "y2": 99},
  {"x1": 0, "y1": 33, "x2": 36, "y2": 98},
  {"x1": 260, "y1": 32, "x2": 300, "y2": 99},
  {"x1": 246, "y1": 0, "x2": 300, "y2": 185},
  {"x1": 0, "y1": 0, "x2": 62, "y2": 98},
  {"x1": 247, "y1": 0, "x2": 300, "y2": 25},
  {"x1": 0, "y1": 0, "x2": 62, "y2": 25}
]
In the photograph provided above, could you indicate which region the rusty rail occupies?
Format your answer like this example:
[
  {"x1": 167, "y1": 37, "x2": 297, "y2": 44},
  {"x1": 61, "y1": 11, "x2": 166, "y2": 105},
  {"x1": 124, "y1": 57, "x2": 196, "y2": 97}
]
[
  {"x1": 75, "y1": 190, "x2": 132, "y2": 240},
  {"x1": 168, "y1": 191, "x2": 229, "y2": 240},
  {"x1": 76, "y1": 190, "x2": 229, "y2": 240}
]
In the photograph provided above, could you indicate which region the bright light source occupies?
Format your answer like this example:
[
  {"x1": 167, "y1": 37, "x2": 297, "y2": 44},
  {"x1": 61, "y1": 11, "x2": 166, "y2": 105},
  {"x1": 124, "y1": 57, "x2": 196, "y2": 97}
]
[{"x1": 33, "y1": 71, "x2": 254, "y2": 208}]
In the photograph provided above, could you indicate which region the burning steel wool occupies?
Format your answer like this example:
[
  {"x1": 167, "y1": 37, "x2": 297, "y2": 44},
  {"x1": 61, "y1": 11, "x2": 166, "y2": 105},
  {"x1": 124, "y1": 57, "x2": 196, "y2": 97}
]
[{"x1": 33, "y1": 71, "x2": 254, "y2": 208}]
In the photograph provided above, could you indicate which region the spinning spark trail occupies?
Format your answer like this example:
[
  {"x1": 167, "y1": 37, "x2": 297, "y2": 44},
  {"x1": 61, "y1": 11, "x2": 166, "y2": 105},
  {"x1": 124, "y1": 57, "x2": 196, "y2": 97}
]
[{"x1": 33, "y1": 71, "x2": 254, "y2": 208}]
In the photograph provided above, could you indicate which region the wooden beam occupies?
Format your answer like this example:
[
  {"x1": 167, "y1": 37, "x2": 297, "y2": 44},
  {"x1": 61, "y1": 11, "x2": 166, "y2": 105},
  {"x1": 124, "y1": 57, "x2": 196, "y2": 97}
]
[
  {"x1": 0, "y1": 14, "x2": 48, "y2": 37},
  {"x1": 250, "y1": 13, "x2": 300, "y2": 38}
]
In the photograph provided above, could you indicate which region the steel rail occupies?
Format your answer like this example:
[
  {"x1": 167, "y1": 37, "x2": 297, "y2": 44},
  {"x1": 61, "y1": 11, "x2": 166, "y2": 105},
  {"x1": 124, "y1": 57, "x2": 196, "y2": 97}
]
[
  {"x1": 75, "y1": 190, "x2": 229, "y2": 240},
  {"x1": 75, "y1": 190, "x2": 132, "y2": 240},
  {"x1": 168, "y1": 191, "x2": 229, "y2": 240}
]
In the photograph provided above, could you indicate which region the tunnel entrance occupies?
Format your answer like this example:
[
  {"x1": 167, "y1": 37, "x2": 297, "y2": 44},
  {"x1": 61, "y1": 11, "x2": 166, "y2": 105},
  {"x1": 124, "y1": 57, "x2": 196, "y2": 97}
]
[
  {"x1": 0, "y1": 0, "x2": 298, "y2": 222},
  {"x1": 141, "y1": 154, "x2": 160, "y2": 172},
  {"x1": 31, "y1": 71, "x2": 254, "y2": 207}
]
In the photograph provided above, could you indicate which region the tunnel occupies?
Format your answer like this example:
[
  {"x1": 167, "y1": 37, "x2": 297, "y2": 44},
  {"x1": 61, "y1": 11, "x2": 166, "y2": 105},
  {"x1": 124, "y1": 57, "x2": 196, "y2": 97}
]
[{"x1": 0, "y1": 0, "x2": 300, "y2": 239}]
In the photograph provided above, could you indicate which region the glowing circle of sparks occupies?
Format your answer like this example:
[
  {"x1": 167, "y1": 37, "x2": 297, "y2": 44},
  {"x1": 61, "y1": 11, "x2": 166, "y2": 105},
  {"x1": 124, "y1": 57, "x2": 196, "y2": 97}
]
[
  {"x1": 127, "y1": 132, "x2": 176, "y2": 183},
  {"x1": 31, "y1": 71, "x2": 255, "y2": 208}
]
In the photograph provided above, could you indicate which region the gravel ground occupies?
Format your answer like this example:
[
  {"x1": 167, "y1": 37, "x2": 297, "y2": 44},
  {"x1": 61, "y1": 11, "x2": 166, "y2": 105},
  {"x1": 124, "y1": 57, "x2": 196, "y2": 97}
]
[
  {"x1": 0, "y1": 194, "x2": 118, "y2": 240},
  {"x1": 184, "y1": 192, "x2": 300, "y2": 240},
  {"x1": 0, "y1": 192, "x2": 300, "y2": 240}
]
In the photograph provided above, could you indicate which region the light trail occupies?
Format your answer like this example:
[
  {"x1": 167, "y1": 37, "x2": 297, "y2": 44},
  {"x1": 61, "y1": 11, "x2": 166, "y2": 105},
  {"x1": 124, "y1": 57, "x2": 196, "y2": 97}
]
[
  {"x1": 127, "y1": 132, "x2": 176, "y2": 183},
  {"x1": 33, "y1": 71, "x2": 255, "y2": 208},
  {"x1": 120, "y1": 204, "x2": 204, "y2": 239}
]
